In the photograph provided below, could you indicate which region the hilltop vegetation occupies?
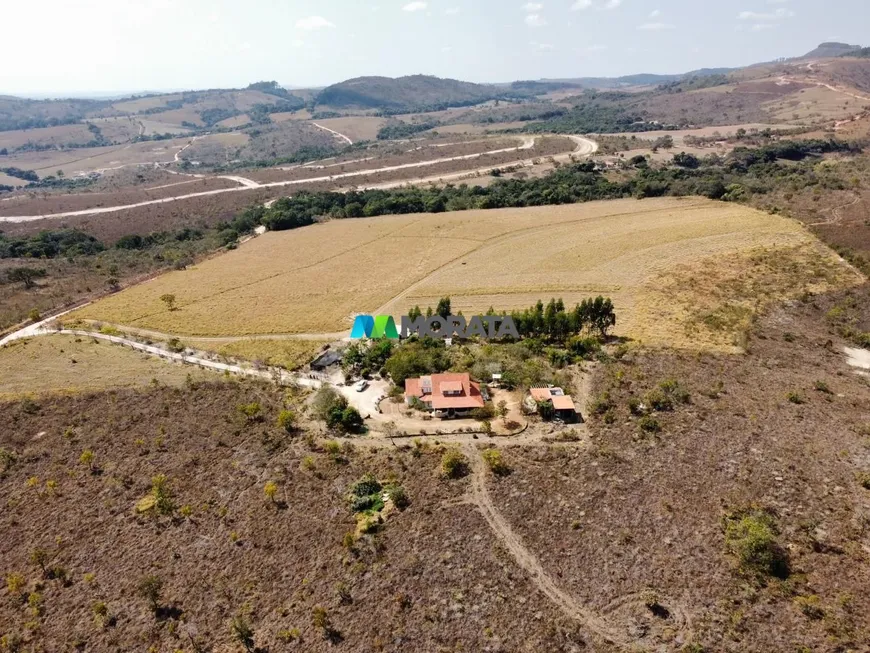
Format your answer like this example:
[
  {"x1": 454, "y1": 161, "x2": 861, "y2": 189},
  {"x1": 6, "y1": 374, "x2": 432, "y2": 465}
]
[{"x1": 315, "y1": 74, "x2": 510, "y2": 113}]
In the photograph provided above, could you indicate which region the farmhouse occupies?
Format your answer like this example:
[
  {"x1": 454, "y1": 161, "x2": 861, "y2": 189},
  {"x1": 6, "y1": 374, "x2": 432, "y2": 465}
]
[
  {"x1": 527, "y1": 386, "x2": 580, "y2": 423},
  {"x1": 405, "y1": 372, "x2": 485, "y2": 418}
]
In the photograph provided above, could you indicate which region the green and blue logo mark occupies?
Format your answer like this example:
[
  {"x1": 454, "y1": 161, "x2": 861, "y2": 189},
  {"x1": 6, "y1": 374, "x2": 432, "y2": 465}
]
[{"x1": 350, "y1": 315, "x2": 400, "y2": 339}]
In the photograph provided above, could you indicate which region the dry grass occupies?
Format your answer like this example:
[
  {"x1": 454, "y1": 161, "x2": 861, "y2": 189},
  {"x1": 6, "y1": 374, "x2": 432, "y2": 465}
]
[
  {"x1": 0, "y1": 335, "x2": 215, "y2": 398},
  {"x1": 635, "y1": 242, "x2": 861, "y2": 350},
  {"x1": 766, "y1": 85, "x2": 860, "y2": 123},
  {"x1": 72, "y1": 198, "x2": 855, "y2": 349},
  {"x1": 307, "y1": 117, "x2": 387, "y2": 142},
  {"x1": 0, "y1": 137, "x2": 193, "y2": 175},
  {"x1": 194, "y1": 338, "x2": 330, "y2": 369}
]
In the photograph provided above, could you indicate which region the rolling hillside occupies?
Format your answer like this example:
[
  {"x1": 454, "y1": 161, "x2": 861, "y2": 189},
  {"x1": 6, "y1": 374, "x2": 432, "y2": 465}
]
[{"x1": 315, "y1": 74, "x2": 505, "y2": 112}]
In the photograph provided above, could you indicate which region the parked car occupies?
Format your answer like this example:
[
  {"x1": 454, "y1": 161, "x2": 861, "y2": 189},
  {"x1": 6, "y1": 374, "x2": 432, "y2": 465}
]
[{"x1": 354, "y1": 380, "x2": 369, "y2": 392}]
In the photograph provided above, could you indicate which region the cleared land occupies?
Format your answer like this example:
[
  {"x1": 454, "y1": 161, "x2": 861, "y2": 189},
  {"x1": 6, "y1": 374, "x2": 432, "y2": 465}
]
[
  {"x1": 307, "y1": 116, "x2": 387, "y2": 142},
  {"x1": 0, "y1": 334, "x2": 215, "y2": 397},
  {"x1": 72, "y1": 198, "x2": 858, "y2": 349}
]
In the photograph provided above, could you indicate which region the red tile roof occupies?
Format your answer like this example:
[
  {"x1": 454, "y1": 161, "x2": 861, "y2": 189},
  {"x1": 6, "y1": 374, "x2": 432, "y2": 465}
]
[
  {"x1": 551, "y1": 395, "x2": 576, "y2": 411},
  {"x1": 405, "y1": 373, "x2": 484, "y2": 410}
]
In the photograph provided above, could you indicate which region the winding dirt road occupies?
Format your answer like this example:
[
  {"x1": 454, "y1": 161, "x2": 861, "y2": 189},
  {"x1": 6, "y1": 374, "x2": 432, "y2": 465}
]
[{"x1": 0, "y1": 135, "x2": 597, "y2": 223}]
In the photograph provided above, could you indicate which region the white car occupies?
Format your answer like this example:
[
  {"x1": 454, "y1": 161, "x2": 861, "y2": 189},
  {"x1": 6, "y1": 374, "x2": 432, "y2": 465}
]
[{"x1": 354, "y1": 380, "x2": 369, "y2": 392}]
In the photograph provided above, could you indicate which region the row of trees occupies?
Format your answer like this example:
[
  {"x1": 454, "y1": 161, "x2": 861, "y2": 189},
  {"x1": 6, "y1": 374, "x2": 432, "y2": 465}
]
[
  {"x1": 0, "y1": 229, "x2": 104, "y2": 259},
  {"x1": 508, "y1": 297, "x2": 616, "y2": 342}
]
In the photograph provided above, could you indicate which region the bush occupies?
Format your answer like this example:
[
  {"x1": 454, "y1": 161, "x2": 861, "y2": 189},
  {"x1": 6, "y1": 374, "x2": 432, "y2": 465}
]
[
  {"x1": 793, "y1": 595, "x2": 825, "y2": 620},
  {"x1": 312, "y1": 387, "x2": 348, "y2": 421},
  {"x1": 723, "y1": 510, "x2": 789, "y2": 579},
  {"x1": 385, "y1": 484, "x2": 409, "y2": 509},
  {"x1": 276, "y1": 409, "x2": 297, "y2": 433},
  {"x1": 351, "y1": 473, "x2": 382, "y2": 498},
  {"x1": 482, "y1": 449, "x2": 510, "y2": 476},
  {"x1": 638, "y1": 415, "x2": 661, "y2": 434},
  {"x1": 441, "y1": 449, "x2": 469, "y2": 479}
]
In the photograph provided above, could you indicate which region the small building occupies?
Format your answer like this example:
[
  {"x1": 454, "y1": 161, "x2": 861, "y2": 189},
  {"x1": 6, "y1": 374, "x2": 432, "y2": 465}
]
[
  {"x1": 527, "y1": 386, "x2": 581, "y2": 423},
  {"x1": 310, "y1": 348, "x2": 343, "y2": 371},
  {"x1": 405, "y1": 373, "x2": 485, "y2": 418}
]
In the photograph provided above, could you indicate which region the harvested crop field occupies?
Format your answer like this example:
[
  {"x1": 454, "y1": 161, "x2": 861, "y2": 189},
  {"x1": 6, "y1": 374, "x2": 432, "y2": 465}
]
[
  {"x1": 0, "y1": 335, "x2": 216, "y2": 397},
  {"x1": 72, "y1": 198, "x2": 858, "y2": 349}
]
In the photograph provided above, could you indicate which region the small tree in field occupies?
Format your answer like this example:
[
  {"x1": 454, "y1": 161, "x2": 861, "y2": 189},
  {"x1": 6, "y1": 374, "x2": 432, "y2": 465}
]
[
  {"x1": 497, "y1": 400, "x2": 509, "y2": 423},
  {"x1": 231, "y1": 614, "x2": 255, "y2": 652},
  {"x1": 138, "y1": 575, "x2": 163, "y2": 614},
  {"x1": 160, "y1": 294, "x2": 177, "y2": 311},
  {"x1": 264, "y1": 481, "x2": 278, "y2": 504}
]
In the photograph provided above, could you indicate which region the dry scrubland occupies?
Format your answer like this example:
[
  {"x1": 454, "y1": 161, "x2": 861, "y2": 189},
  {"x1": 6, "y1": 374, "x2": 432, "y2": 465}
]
[
  {"x1": 307, "y1": 116, "x2": 388, "y2": 142},
  {"x1": 0, "y1": 335, "x2": 214, "y2": 398},
  {"x1": 1, "y1": 288, "x2": 869, "y2": 652},
  {"x1": 73, "y1": 198, "x2": 858, "y2": 349}
]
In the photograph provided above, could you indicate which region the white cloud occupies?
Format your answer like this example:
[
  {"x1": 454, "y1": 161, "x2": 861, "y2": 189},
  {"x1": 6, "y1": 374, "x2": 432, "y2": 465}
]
[
  {"x1": 604, "y1": 0, "x2": 622, "y2": 8},
  {"x1": 295, "y1": 15, "x2": 335, "y2": 30},
  {"x1": 402, "y1": 1, "x2": 427, "y2": 11},
  {"x1": 522, "y1": 2, "x2": 543, "y2": 11},
  {"x1": 738, "y1": 8, "x2": 794, "y2": 20},
  {"x1": 441, "y1": 45, "x2": 453, "y2": 52},
  {"x1": 751, "y1": 22, "x2": 777, "y2": 31},
  {"x1": 586, "y1": 44, "x2": 607, "y2": 52},
  {"x1": 768, "y1": 0, "x2": 789, "y2": 3},
  {"x1": 649, "y1": 9, "x2": 661, "y2": 18},
  {"x1": 525, "y1": 13, "x2": 547, "y2": 26},
  {"x1": 571, "y1": 0, "x2": 592, "y2": 8},
  {"x1": 445, "y1": 7, "x2": 460, "y2": 15},
  {"x1": 530, "y1": 41, "x2": 555, "y2": 51},
  {"x1": 638, "y1": 22, "x2": 674, "y2": 30}
]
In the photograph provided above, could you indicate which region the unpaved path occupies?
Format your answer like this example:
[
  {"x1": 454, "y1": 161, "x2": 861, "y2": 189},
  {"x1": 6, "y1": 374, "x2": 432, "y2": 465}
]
[
  {"x1": 461, "y1": 447, "x2": 671, "y2": 648},
  {"x1": 0, "y1": 135, "x2": 597, "y2": 223},
  {"x1": 312, "y1": 121, "x2": 354, "y2": 145},
  {"x1": 808, "y1": 192, "x2": 863, "y2": 226}
]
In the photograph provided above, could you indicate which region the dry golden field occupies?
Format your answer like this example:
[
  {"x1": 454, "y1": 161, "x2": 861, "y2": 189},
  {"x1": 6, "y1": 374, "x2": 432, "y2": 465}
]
[
  {"x1": 72, "y1": 198, "x2": 860, "y2": 349},
  {"x1": 0, "y1": 335, "x2": 215, "y2": 398},
  {"x1": 194, "y1": 338, "x2": 330, "y2": 369}
]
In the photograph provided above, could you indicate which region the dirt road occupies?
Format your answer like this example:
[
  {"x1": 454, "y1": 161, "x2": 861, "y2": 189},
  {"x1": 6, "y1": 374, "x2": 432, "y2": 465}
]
[
  {"x1": 0, "y1": 135, "x2": 598, "y2": 223},
  {"x1": 312, "y1": 121, "x2": 354, "y2": 145}
]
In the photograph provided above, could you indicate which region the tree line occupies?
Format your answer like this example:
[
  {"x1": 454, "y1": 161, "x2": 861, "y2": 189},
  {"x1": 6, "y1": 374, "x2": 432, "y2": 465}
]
[{"x1": 0, "y1": 229, "x2": 104, "y2": 259}]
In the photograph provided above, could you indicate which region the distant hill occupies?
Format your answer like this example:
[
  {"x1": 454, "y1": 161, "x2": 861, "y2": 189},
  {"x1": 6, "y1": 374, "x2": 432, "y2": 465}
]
[
  {"x1": 538, "y1": 68, "x2": 735, "y2": 90},
  {"x1": 799, "y1": 42, "x2": 862, "y2": 59},
  {"x1": 315, "y1": 75, "x2": 507, "y2": 112}
]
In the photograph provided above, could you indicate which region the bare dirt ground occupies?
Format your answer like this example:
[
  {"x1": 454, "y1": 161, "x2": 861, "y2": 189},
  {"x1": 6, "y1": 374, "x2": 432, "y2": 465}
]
[
  {"x1": 0, "y1": 177, "x2": 241, "y2": 217},
  {"x1": 488, "y1": 285, "x2": 870, "y2": 652}
]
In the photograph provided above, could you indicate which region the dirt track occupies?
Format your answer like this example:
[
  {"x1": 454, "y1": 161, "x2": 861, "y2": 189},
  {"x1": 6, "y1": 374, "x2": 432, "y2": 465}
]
[{"x1": 0, "y1": 135, "x2": 597, "y2": 223}]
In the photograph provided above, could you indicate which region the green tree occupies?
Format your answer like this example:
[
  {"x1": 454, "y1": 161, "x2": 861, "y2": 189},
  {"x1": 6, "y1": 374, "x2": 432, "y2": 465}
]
[
  {"x1": 231, "y1": 614, "x2": 255, "y2": 652},
  {"x1": 137, "y1": 575, "x2": 163, "y2": 613},
  {"x1": 436, "y1": 296, "x2": 452, "y2": 319},
  {"x1": 497, "y1": 400, "x2": 509, "y2": 423},
  {"x1": 7, "y1": 267, "x2": 46, "y2": 289},
  {"x1": 160, "y1": 294, "x2": 177, "y2": 311}
]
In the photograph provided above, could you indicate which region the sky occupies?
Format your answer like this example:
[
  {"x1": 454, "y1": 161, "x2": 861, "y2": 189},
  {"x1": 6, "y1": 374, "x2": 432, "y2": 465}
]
[{"x1": 2, "y1": 0, "x2": 868, "y2": 97}]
